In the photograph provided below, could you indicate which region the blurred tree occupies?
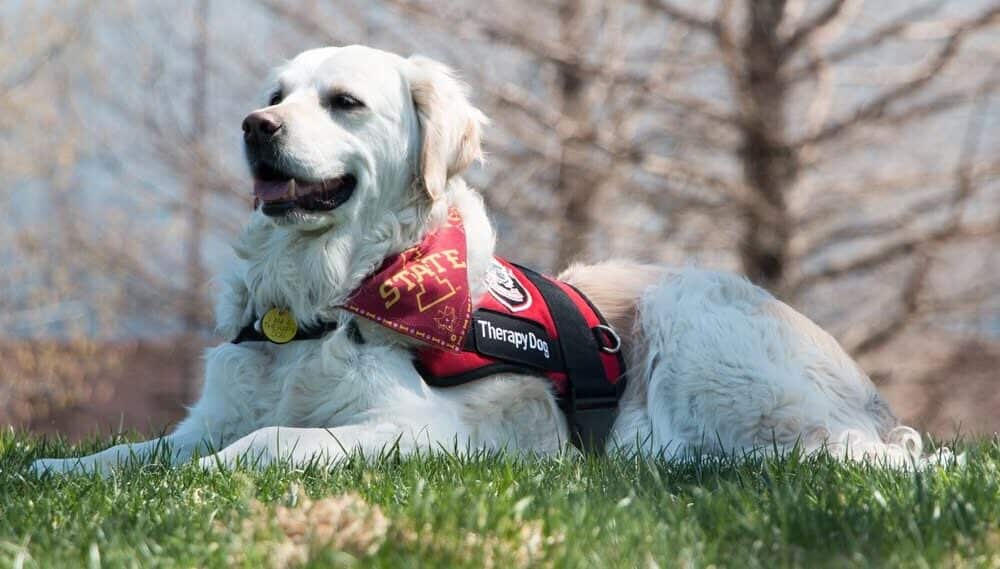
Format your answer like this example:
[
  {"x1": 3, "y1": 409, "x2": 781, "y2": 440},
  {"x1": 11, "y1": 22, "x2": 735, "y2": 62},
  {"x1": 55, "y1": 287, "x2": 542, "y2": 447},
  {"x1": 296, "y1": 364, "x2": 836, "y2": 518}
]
[
  {"x1": 642, "y1": 0, "x2": 999, "y2": 359},
  {"x1": 2, "y1": 0, "x2": 998, "y2": 436},
  {"x1": 182, "y1": 0, "x2": 212, "y2": 401},
  {"x1": 0, "y1": 0, "x2": 120, "y2": 425},
  {"x1": 356, "y1": 0, "x2": 999, "y2": 364},
  {"x1": 1, "y1": 1, "x2": 234, "y2": 421}
]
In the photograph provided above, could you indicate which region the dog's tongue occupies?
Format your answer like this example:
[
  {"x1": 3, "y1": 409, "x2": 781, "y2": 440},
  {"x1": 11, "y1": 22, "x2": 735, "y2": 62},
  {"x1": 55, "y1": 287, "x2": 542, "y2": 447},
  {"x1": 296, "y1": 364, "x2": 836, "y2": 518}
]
[{"x1": 254, "y1": 179, "x2": 294, "y2": 202}]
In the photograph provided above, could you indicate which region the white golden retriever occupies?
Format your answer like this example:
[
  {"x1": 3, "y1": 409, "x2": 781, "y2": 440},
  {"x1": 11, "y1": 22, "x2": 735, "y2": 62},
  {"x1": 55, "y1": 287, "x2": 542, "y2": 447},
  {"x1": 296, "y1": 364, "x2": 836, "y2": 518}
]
[{"x1": 32, "y1": 45, "x2": 936, "y2": 475}]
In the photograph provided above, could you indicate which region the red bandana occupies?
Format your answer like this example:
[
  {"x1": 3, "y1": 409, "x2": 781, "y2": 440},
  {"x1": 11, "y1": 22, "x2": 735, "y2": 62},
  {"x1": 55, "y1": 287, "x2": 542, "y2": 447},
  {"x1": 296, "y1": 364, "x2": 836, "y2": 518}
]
[{"x1": 343, "y1": 208, "x2": 473, "y2": 351}]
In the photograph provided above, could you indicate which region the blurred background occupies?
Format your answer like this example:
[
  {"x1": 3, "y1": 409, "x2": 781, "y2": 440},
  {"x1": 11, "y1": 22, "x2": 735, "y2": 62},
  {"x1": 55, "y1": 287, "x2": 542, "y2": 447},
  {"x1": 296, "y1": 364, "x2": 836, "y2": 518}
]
[{"x1": 2, "y1": 0, "x2": 998, "y2": 441}]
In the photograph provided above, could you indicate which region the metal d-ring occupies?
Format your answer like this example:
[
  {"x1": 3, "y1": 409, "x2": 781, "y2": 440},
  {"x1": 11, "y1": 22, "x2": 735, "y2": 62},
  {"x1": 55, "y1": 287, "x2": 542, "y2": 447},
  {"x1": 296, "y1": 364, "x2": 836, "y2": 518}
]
[{"x1": 594, "y1": 324, "x2": 622, "y2": 354}]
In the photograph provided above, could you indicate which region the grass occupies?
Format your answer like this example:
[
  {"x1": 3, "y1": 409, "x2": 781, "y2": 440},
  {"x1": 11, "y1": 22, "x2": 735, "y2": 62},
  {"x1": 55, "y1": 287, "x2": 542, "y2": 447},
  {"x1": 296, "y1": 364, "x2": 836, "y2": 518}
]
[{"x1": 1, "y1": 429, "x2": 998, "y2": 568}]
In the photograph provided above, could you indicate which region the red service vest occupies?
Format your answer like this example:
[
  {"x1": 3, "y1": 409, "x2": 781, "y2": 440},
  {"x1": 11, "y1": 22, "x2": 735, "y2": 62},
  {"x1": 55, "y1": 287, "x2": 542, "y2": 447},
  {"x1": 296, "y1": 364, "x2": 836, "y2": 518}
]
[{"x1": 415, "y1": 258, "x2": 625, "y2": 399}]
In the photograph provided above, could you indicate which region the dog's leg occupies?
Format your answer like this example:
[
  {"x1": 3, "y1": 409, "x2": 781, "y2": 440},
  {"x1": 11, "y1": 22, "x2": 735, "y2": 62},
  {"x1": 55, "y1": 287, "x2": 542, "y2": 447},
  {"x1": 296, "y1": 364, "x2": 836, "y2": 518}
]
[
  {"x1": 197, "y1": 424, "x2": 442, "y2": 470},
  {"x1": 30, "y1": 343, "x2": 268, "y2": 476},
  {"x1": 28, "y1": 425, "x2": 218, "y2": 476},
  {"x1": 28, "y1": 407, "x2": 245, "y2": 476},
  {"x1": 634, "y1": 267, "x2": 941, "y2": 466}
]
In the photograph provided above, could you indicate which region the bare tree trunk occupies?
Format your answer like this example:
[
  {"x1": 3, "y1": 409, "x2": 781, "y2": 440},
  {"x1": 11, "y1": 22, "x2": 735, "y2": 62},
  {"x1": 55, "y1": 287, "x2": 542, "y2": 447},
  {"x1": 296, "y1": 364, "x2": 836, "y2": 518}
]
[
  {"x1": 183, "y1": 0, "x2": 210, "y2": 402},
  {"x1": 555, "y1": 0, "x2": 595, "y2": 265},
  {"x1": 735, "y1": 0, "x2": 797, "y2": 294}
]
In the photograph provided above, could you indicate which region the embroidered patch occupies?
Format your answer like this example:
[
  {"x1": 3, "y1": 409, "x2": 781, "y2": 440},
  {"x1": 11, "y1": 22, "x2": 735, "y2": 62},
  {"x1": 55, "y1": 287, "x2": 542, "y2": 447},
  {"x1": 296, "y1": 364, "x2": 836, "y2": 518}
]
[
  {"x1": 471, "y1": 310, "x2": 562, "y2": 371},
  {"x1": 485, "y1": 259, "x2": 532, "y2": 313}
]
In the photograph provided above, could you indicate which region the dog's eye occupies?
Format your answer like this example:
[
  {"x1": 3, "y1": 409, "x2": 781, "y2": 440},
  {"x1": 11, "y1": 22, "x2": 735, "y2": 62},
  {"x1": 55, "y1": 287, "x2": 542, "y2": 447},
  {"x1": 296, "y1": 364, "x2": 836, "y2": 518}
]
[
  {"x1": 268, "y1": 90, "x2": 283, "y2": 106},
  {"x1": 327, "y1": 92, "x2": 365, "y2": 111}
]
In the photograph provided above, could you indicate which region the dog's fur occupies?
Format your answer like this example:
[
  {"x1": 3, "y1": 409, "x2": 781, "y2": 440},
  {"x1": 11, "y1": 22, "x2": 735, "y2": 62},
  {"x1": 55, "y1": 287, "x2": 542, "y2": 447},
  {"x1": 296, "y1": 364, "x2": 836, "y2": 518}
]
[{"x1": 31, "y1": 46, "x2": 934, "y2": 475}]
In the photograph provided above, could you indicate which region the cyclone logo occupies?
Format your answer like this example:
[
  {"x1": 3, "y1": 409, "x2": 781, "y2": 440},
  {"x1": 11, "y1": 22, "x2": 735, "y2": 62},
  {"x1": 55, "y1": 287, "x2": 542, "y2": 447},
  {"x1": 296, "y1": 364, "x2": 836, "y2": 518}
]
[{"x1": 486, "y1": 260, "x2": 532, "y2": 312}]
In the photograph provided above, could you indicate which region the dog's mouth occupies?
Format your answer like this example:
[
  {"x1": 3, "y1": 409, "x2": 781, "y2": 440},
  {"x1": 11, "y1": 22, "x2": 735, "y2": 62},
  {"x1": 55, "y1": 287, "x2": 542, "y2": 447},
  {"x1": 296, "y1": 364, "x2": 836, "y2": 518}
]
[{"x1": 253, "y1": 164, "x2": 357, "y2": 217}]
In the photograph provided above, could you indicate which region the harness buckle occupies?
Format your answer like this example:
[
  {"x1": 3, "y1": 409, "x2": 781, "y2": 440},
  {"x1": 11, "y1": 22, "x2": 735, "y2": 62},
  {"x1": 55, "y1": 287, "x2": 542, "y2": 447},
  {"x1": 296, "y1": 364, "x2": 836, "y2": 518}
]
[
  {"x1": 593, "y1": 324, "x2": 622, "y2": 354},
  {"x1": 566, "y1": 392, "x2": 620, "y2": 452}
]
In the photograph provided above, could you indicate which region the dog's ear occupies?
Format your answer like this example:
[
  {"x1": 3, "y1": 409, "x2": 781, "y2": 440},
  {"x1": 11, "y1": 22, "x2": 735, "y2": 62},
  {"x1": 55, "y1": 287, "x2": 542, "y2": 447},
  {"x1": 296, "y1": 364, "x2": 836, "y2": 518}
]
[{"x1": 407, "y1": 56, "x2": 488, "y2": 200}]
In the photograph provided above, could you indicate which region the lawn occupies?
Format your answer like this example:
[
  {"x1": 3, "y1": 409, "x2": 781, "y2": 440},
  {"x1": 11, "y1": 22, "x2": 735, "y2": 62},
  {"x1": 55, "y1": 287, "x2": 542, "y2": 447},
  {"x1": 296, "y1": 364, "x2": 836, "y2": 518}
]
[{"x1": 1, "y1": 429, "x2": 998, "y2": 568}]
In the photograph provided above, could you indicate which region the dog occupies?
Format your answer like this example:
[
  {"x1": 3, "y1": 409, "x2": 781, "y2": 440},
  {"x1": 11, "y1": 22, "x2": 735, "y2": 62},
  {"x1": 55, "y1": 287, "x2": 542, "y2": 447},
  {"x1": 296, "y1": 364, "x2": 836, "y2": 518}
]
[{"x1": 31, "y1": 45, "x2": 936, "y2": 475}]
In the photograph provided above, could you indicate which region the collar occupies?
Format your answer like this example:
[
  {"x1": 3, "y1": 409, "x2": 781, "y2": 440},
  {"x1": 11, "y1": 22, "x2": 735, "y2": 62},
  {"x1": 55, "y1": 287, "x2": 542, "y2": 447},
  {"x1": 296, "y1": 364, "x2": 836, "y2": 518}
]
[
  {"x1": 232, "y1": 308, "x2": 340, "y2": 344},
  {"x1": 232, "y1": 311, "x2": 368, "y2": 345},
  {"x1": 231, "y1": 207, "x2": 473, "y2": 350}
]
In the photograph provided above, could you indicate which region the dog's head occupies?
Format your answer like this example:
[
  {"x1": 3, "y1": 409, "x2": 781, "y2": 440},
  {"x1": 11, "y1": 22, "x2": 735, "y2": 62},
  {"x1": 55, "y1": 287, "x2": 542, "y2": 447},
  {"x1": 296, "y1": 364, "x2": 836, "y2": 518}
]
[{"x1": 243, "y1": 45, "x2": 487, "y2": 231}]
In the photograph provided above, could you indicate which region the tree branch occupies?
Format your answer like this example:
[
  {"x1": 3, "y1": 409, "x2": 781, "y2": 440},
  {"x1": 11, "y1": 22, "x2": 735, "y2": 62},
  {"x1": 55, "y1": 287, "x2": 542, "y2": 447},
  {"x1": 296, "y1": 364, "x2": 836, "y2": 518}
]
[
  {"x1": 1, "y1": 28, "x2": 78, "y2": 92},
  {"x1": 814, "y1": 84, "x2": 994, "y2": 353},
  {"x1": 253, "y1": 0, "x2": 357, "y2": 45},
  {"x1": 781, "y1": 0, "x2": 850, "y2": 55},
  {"x1": 799, "y1": 4, "x2": 999, "y2": 146},
  {"x1": 848, "y1": 253, "x2": 931, "y2": 355},
  {"x1": 644, "y1": 0, "x2": 721, "y2": 37},
  {"x1": 785, "y1": 0, "x2": 947, "y2": 80}
]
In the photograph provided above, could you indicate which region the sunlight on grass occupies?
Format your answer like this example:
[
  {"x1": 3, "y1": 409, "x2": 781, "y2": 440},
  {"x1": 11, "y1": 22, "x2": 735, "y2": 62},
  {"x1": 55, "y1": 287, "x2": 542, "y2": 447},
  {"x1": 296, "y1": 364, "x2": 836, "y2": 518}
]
[{"x1": 1, "y1": 429, "x2": 998, "y2": 567}]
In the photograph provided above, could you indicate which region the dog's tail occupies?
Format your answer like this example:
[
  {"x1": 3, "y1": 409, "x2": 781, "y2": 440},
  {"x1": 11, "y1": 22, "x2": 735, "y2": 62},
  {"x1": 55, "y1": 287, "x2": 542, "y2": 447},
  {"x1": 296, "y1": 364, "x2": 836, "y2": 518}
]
[{"x1": 557, "y1": 260, "x2": 665, "y2": 350}]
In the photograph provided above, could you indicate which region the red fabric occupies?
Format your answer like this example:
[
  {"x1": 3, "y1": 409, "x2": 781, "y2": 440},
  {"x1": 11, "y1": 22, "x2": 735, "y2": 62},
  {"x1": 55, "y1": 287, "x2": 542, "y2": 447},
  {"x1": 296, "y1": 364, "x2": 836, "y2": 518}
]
[
  {"x1": 417, "y1": 259, "x2": 623, "y2": 396},
  {"x1": 547, "y1": 277, "x2": 626, "y2": 392},
  {"x1": 418, "y1": 258, "x2": 573, "y2": 394},
  {"x1": 343, "y1": 208, "x2": 473, "y2": 351},
  {"x1": 344, "y1": 210, "x2": 623, "y2": 395}
]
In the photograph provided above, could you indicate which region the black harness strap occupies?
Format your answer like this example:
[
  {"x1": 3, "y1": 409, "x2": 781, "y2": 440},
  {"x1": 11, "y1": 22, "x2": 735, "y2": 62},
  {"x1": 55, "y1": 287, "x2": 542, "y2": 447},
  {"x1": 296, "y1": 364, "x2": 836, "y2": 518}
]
[
  {"x1": 513, "y1": 264, "x2": 624, "y2": 452},
  {"x1": 231, "y1": 320, "x2": 341, "y2": 344}
]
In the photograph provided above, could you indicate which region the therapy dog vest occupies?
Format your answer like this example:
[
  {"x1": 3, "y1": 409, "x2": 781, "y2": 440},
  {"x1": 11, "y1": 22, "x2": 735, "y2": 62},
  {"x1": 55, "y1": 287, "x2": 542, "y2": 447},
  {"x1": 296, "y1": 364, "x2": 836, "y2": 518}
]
[{"x1": 233, "y1": 208, "x2": 626, "y2": 450}]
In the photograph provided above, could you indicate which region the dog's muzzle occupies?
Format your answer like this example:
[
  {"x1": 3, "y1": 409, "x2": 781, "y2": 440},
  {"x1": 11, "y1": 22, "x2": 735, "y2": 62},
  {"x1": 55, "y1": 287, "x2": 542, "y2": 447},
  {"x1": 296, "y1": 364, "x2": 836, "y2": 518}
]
[
  {"x1": 242, "y1": 110, "x2": 357, "y2": 217},
  {"x1": 253, "y1": 175, "x2": 357, "y2": 217}
]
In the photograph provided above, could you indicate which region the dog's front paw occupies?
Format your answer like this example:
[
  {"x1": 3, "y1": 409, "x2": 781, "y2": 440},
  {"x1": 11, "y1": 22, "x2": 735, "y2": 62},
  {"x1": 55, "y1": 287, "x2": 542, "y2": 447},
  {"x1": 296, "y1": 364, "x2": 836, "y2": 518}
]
[
  {"x1": 29, "y1": 457, "x2": 96, "y2": 477},
  {"x1": 30, "y1": 458, "x2": 69, "y2": 476}
]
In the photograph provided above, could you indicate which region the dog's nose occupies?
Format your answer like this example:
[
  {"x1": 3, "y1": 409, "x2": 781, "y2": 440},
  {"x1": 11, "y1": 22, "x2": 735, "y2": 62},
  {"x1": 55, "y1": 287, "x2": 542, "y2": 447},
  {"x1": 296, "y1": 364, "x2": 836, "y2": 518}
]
[{"x1": 242, "y1": 111, "x2": 283, "y2": 142}]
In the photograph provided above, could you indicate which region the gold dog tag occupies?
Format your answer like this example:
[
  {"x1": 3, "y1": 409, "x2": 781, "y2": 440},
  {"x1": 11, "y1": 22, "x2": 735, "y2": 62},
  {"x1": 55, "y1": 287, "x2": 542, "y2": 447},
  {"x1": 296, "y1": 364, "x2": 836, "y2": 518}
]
[{"x1": 261, "y1": 308, "x2": 297, "y2": 344}]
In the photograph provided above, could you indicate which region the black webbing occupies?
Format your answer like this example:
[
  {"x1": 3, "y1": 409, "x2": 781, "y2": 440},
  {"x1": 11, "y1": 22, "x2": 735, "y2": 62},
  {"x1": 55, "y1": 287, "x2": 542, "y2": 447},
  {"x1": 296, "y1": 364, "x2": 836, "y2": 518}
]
[
  {"x1": 513, "y1": 264, "x2": 621, "y2": 451},
  {"x1": 231, "y1": 320, "x2": 340, "y2": 344}
]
